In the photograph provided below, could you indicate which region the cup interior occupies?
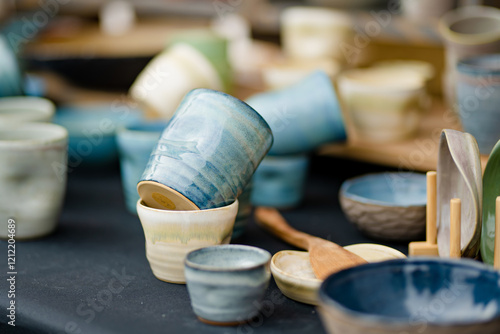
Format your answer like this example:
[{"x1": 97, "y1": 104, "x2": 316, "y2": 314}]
[
  {"x1": 450, "y1": 16, "x2": 500, "y2": 35},
  {"x1": 185, "y1": 245, "x2": 270, "y2": 271}
]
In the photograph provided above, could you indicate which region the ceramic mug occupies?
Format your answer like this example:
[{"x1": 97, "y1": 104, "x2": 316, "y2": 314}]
[
  {"x1": 456, "y1": 54, "x2": 500, "y2": 155},
  {"x1": 0, "y1": 96, "x2": 55, "y2": 123},
  {"x1": 129, "y1": 43, "x2": 223, "y2": 120},
  {"x1": 0, "y1": 123, "x2": 68, "y2": 239},
  {"x1": 138, "y1": 89, "x2": 273, "y2": 211},
  {"x1": 117, "y1": 120, "x2": 168, "y2": 214},
  {"x1": 246, "y1": 70, "x2": 346, "y2": 155},
  {"x1": 439, "y1": 6, "x2": 500, "y2": 106},
  {"x1": 251, "y1": 154, "x2": 310, "y2": 209}
]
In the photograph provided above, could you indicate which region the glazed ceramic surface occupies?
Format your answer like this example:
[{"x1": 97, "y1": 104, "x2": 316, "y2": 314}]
[
  {"x1": 184, "y1": 245, "x2": 271, "y2": 324},
  {"x1": 246, "y1": 71, "x2": 345, "y2": 155},
  {"x1": 339, "y1": 172, "x2": 427, "y2": 241},
  {"x1": 0, "y1": 123, "x2": 68, "y2": 239},
  {"x1": 129, "y1": 43, "x2": 222, "y2": 119},
  {"x1": 232, "y1": 182, "x2": 252, "y2": 239},
  {"x1": 0, "y1": 35, "x2": 24, "y2": 97},
  {"x1": 54, "y1": 103, "x2": 143, "y2": 167},
  {"x1": 481, "y1": 139, "x2": 500, "y2": 265},
  {"x1": 136, "y1": 199, "x2": 238, "y2": 284},
  {"x1": 439, "y1": 6, "x2": 500, "y2": 105},
  {"x1": 318, "y1": 258, "x2": 500, "y2": 334},
  {"x1": 270, "y1": 245, "x2": 405, "y2": 306},
  {"x1": 437, "y1": 129, "x2": 482, "y2": 258},
  {"x1": 338, "y1": 68, "x2": 426, "y2": 143},
  {"x1": 117, "y1": 121, "x2": 168, "y2": 214},
  {"x1": 138, "y1": 89, "x2": 273, "y2": 211},
  {"x1": 0, "y1": 96, "x2": 55, "y2": 123},
  {"x1": 456, "y1": 54, "x2": 500, "y2": 154},
  {"x1": 251, "y1": 154, "x2": 309, "y2": 209}
]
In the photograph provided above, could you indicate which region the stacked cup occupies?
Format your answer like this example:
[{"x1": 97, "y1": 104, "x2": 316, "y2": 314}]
[
  {"x1": 246, "y1": 70, "x2": 346, "y2": 209},
  {"x1": 135, "y1": 89, "x2": 273, "y2": 284}
]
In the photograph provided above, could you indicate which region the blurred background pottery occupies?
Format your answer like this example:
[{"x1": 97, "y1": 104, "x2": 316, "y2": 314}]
[
  {"x1": 456, "y1": 54, "x2": 500, "y2": 154},
  {"x1": 0, "y1": 122, "x2": 68, "y2": 239},
  {"x1": 318, "y1": 258, "x2": 500, "y2": 334},
  {"x1": 481, "y1": 139, "x2": 500, "y2": 265},
  {"x1": 401, "y1": 0, "x2": 458, "y2": 24},
  {"x1": 232, "y1": 182, "x2": 252, "y2": 239},
  {"x1": 251, "y1": 154, "x2": 309, "y2": 209},
  {"x1": 54, "y1": 103, "x2": 143, "y2": 167},
  {"x1": 184, "y1": 245, "x2": 271, "y2": 325},
  {"x1": 437, "y1": 129, "x2": 482, "y2": 258},
  {"x1": 372, "y1": 60, "x2": 435, "y2": 85},
  {"x1": 129, "y1": 43, "x2": 223, "y2": 119},
  {"x1": 246, "y1": 71, "x2": 345, "y2": 155},
  {"x1": 270, "y1": 245, "x2": 405, "y2": 305},
  {"x1": 136, "y1": 199, "x2": 238, "y2": 284},
  {"x1": 138, "y1": 89, "x2": 273, "y2": 211},
  {"x1": 338, "y1": 67, "x2": 426, "y2": 143},
  {"x1": 0, "y1": 34, "x2": 24, "y2": 97},
  {"x1": 339, "y1": 172, "x2": 427, "y2": 241},
  {"x1": 117, "y1": 120, "x2": 168, "y2": 214},
  {"x1": 0, "y1": 96, "x2": 55, "y2": 123},
  {"x1": 439, "y1": 6, "x2": 500, "y2": 106}
]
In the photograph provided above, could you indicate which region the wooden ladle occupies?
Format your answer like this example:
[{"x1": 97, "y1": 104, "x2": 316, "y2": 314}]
[{"x1": 254, "y1": 207, "x2": 367, "y2": 280}]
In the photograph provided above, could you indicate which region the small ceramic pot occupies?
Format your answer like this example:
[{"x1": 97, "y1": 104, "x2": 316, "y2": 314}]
[
  {"x1": 281, "y1": 6, "x2": 353, "y2": 62},
  {"x1": 184, "y1": 245, "x2": 271, "y2": 325},
  {"x1": 339, "y1": 172, "x2": 427, "y2": 241},
  {"x1": 232, "y1": 182, "x2": 253, "y2": 239},
  {"x1": 138, "y1": 89, "x2": 273, "y2": 211},
  {"x1": 372, "y1": 60, "x2": 435, "y2": 83},
  {"x1": 437, "y1": 129, "x2": 482, "y2": 258},
  {"x1": 338, "y1": 68, "x2": 426, "y2": 142},
  {"x1": 439, "y1": 6, "x2": 500, "y2": 105},
  {"x1": 54, "y1": 103, "x2": 143, "y2": 167},
  {"x1": 318, "y1": 258, "x2": 500, "y2": 334},
  {"x1": 129, "y1": 43, "x2": 223, "y2": 120},
  {"x1": 251, "y1": 154, "x2": 309, "y2": 209},
  {"x1": 246, "y1": 71, "x2": 345, "y2": 155},
  {"x1": 0, "y1": 123, "x2": 68, "y2": 239},
  {"x1": 401, "y1": 0, "x2": 457, "y2": 23},
  {"x1": 456, "y1": 54, "x2": 500, "y2": 154},
  {"x1": 117, "y1": 121, "x2": 168, "y2": 214},
  {"x1": 136, "y1": 199, "x2": 239, "y2": 284},
  {"x1": 0, "y1": 96, "x2": 55, "y2": 123},
  {"x1": 0, "y1": 35, "x2": 24, "y2": 97}
]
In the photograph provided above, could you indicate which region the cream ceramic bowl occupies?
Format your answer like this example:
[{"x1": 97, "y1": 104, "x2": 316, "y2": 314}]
[
  {"x1": 0, "y1": 96, "x2": 55, "y2": 123},
  {"x1": 136, "y1": 199, "x2": 239, "y2": 284},
  {"x1": 270, "y1": 244, "x2": 406, "y2": 305},
  {"x1": 338, "y1": 68, "x2": 426, "y2": 142}
]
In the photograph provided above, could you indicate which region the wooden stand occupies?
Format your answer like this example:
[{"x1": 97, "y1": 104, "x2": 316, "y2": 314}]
[{"x1": 449, "y1": 198, "x2": 461, "y2": 259}]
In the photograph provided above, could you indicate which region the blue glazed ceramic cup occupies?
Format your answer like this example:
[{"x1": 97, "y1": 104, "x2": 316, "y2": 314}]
[
  {"x1": 117, "y1": 121, "x2": 168, "y2": 214},
  {"x1": 251, "y1": 154, "x2": 309, "y2": 209},
  {"x1": 184, "y1": 245, "x2": 271, "y2": 325},
  {"x1": 457, "y1": 54, "x2": 500, "y2": 154},
  {"x1": 138, "y1": 89, "x2": 273, "y2": 211},
  {"x1": 246, "y1": 70, "x2": 346, "y2": 155}
]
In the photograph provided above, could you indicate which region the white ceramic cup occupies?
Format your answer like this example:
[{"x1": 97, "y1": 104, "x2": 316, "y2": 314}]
[
  {"x1": 0, "y1": 123, "x2": 68, "y2": 239},
  {"x1": 0, "y1": 96, "x2": 55, "y2": 123}
]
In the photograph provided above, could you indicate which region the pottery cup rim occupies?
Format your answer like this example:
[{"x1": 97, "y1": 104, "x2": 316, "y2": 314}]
[
  {"x1": 0, "y1": 96, "x2": 55, "y2": 122},
  {"x1": 0, "y1": 122, "x2": 68, "y2": 148}
]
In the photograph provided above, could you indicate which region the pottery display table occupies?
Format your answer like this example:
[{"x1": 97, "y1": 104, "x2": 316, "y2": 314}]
[{"x1": 0, "y1": 156, "x2": 408, "y2": 334}]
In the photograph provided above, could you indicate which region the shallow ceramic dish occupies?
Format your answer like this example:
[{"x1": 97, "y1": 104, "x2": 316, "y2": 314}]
[
  {"x1": 481, "y1": 139, "x2": 500, "y2": 265},
  {"x1": 339, "y1": 172, "x2": 427, "y2": 241},
  {"x1": 0, "y1": 96, "x2": 55, "y2": 123},
  {"x1": 184, "y1": 245, "x2": 271, "y2": 325},
  {"x1": 54, "y1": 103, "x2": 143, "y2": 166},
  {"x1": 318, "y1": 258, "x2": 500, "y2": 334},
  {"x1": 136, "y1": 199, "x2": 239, "y2": 284},
  {"x1": 437, "y1": 129, "x2": 482, "y2": 258},
  {"x1": 270, "y1": 244, "x2": 406, "y2": 305}
]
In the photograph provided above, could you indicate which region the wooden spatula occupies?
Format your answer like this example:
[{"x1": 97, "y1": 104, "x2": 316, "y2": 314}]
[{"x1": 254, "y1": 207, "x2": 367, "y2": 280}]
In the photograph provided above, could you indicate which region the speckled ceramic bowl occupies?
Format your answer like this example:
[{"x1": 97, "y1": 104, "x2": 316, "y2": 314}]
[
  {"x1": 138, "y1": 89, "x2": 273, "y2": 211},
  {"x1": 339, "y1": 172, "x2": 427, "y2": 241},
  {"x1": 270, "y1": 244, "x2": 406, "y2": 305},
  {"x1": 184, "y1": 245, "x2": 271, "y2": 325},
  {"x1": 136, "y1": 199, "x2": 239, "y2": 284},
  {"x1": 318, "y1": 258, "x2": 500, "y2": 334},
  {"x1": 0, "y1": 96, "x2": 55, "y2": 123}
]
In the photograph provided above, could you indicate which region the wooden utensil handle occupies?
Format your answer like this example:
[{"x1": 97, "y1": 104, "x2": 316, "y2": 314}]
[{"x1": 254, "y1": 207, "x2": 311, "y2": 250}]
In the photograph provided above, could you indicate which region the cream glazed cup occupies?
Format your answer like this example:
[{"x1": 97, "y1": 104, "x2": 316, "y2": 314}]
[
  {"x1": 0, "y1": 122, "x2": 68, "y2": 239},
  {"x1": 136, "y1": 199, "x2": 239, "y2": 284}
]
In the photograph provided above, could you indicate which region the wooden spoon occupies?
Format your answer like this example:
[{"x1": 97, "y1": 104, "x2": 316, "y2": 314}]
[{"x1": 254, "y1": 207, "x2": 367, "y2": 280}]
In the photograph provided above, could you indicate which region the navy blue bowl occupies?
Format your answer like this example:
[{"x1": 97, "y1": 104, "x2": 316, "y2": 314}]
[{"x1": 318, "y1": 258, "x2": 500, "y2": 334}]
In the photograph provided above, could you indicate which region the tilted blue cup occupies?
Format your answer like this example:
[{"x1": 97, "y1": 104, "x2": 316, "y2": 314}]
[
  {"x1": 246, "y1": 70, "x2": 346, "y2": 155},
  {"x1": 138, "y1": 89, "x2": 273, "y2": 211}
]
